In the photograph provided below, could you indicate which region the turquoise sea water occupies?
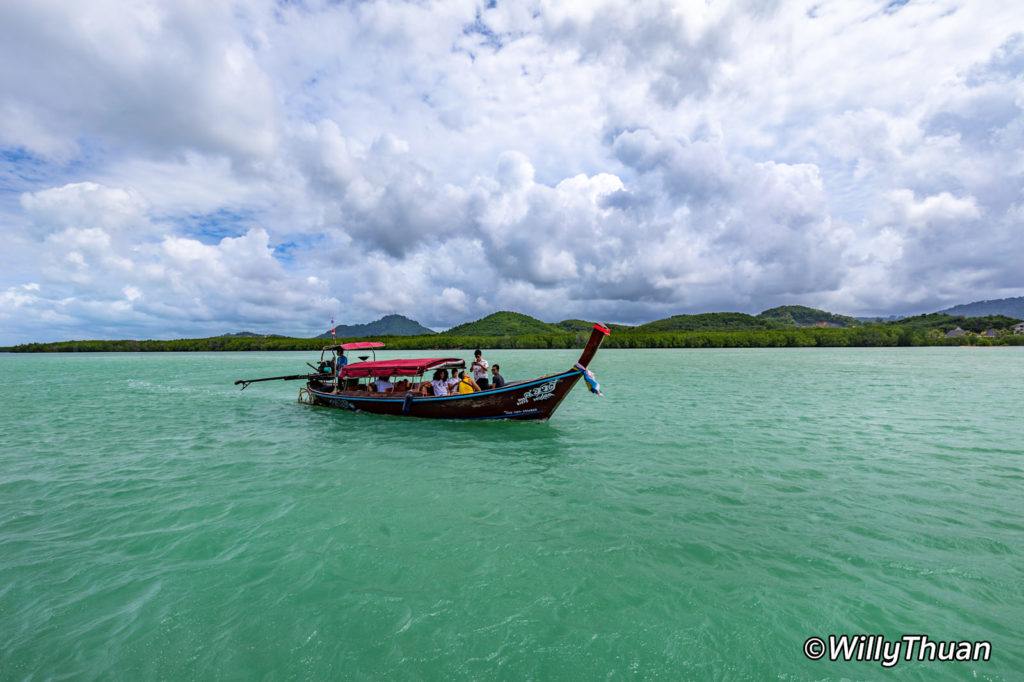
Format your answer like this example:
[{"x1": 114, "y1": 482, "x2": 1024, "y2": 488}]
[{"x1": 1, "y1": 348, "x2": 1022, "y2": 680}]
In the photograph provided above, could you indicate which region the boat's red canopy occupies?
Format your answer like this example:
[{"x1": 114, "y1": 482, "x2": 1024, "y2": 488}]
[
  {"x1": 340, "y1": 358, "x2": 464, "y2": 378},
  {"x1": 322, "y1": 341, "x2": 385, "y2": 352},
  {"x1": 340, "y1": 341, "x2": 385, "y2": 350}
]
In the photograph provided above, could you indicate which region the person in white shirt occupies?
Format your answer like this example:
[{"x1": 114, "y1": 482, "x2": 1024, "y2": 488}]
[
  {"x1": 373, "y1": 376, "x2": 393, "y2": 393},
  {"x1": 471, "y1": 349, "x2": 489, "y2": 389},
  {"x1": 430, "y1": 369, "x2": 449, "y2": 396}
]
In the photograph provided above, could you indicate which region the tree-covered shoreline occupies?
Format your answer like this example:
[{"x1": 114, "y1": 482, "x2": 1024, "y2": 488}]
[
  {"x1": 7, "y1": 322, "x2": 1023, "y2": 353},
  {"x1": 5, "y1": 309, "x2": 1021, "y2": 352}
]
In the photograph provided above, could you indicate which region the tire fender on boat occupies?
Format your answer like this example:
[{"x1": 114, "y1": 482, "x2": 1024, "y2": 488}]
[{"x1": 402, "y1": 392, "x2": 414, "y2": 416}]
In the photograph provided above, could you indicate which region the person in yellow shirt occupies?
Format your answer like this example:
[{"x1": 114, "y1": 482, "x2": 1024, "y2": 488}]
[{"x1": 456, "y1": 370, "x2": 480, "y2": 394}]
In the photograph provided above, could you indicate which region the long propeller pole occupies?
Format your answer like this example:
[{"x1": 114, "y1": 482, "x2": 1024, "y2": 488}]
[{"x1": 234, "y1": 373, "x2": 329, "y2": 390}]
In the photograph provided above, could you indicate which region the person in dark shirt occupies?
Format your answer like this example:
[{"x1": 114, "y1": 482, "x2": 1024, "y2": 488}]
[{"x1": 490, "y1": 364, "x2": 505, "y2": 388}]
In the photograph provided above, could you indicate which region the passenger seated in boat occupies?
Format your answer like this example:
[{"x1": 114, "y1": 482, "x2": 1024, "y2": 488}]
[
  {"x1": 491, "y1": 364, "x2": 505, "y2": 388},
  {"x1": 394, "y1": 379, "x2": 410, "y2": 392},
  {"x1": 447, "y1": 370, "x2": 460, "y2": 394},
  {"x1": 373, "y1": 376, "x2": 393, "y2": 394},
  {"x1": 430, "y1": 369, "x2": 449, "y2": 396},
  {"x1": 456, "y1": 370, "x2": 480, "y2": 394}
]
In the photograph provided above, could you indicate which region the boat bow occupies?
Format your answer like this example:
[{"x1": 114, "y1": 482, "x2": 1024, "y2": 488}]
[{"x1": 576, "y1": 323, "x2": 611, "y2": 368}]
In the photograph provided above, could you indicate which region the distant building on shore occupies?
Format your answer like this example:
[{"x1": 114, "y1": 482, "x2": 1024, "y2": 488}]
[
  {"x1": 945, "y1": 327, "x2": 967, "y2": 338},
  {"x1": 1014, "y1": 322, "x2": 1024, "y2": 335}
]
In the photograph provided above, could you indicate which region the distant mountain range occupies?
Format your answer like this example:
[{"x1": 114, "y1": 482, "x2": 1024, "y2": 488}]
[
  {"x1": 316, "y1": 314, "x2": 436, "y2": 338},
  {"x1": 935, "y1": 296, "x2": 1024, "y2": 319},
  {"x1": 437, "y1": 306, "x2": 861, "y2": 337},
  {"x1": 221, "y1": 299, "x2": 1023, "y2": 341}
]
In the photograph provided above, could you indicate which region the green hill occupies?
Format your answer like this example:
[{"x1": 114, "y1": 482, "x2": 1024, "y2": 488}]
[
  {"x1": 442, "y1": 311, "x2": 560, "y2": 336},
  {"x1": 886, "y1": 313, "x2": 1021, "y2": 333},
  {"x1": 758, "y1": 305, "x2": 860, "y2": 327},
  {"x1": 554, "y1": 319, "x2": 597, "y2": 333},
  {"x1": 554, "y1": 319, "x2": 633, "y2": 334},
  {"x1": 636, "y1": 312, "x2": 778, "y2": 332},
  {"x1": 317, "y1": 314, "x2": 436, "y2": 338}
]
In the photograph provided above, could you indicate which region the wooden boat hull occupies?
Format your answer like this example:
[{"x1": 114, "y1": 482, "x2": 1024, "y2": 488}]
[{"x1": 306, "y1": 369, "x2": 584, "y2": 421}]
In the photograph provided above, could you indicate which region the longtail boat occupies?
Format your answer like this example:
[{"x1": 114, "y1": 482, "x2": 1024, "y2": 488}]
[{"x1": 235, "y1": 324, "x2": 610, "y2": 421}]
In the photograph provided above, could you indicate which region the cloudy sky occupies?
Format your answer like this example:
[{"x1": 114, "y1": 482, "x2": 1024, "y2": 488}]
[{"x1": 1, "y1": 0, "x2": 1022, "y2": 343}]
